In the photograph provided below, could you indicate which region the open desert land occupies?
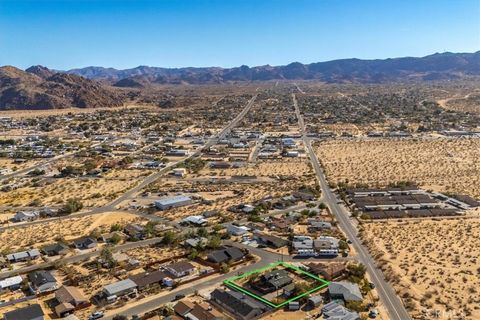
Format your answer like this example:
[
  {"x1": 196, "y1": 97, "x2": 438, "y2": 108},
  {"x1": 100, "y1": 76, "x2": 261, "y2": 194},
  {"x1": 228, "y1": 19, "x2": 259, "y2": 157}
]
[
  {"x1": 201, "y1": 159, "x2": 313, "y2": 178},
  {"x1": 360, "y1": 218, "x2": 480, "y2": 319},
  {"x1": 124, "y1": 246, "x2": 184, "y2": 265},
  {"x1": 0, "y1": 211, "x2": 143, "y2": 252},
  {"x1": 0, "y1": 169, "x2": 149, "y2": 207},
  {"x1": 0, "y1": 105, "x2": 160, "y2": 119},
  {"x1": 437, "y1": 91, "x2": 480, "y2": 114},
  {"x1": 0, "y1": 158, "x2": 45, "y2": 171},
  {"x1": 316, "y1": 138, "x2": 480, "y2": 199}
]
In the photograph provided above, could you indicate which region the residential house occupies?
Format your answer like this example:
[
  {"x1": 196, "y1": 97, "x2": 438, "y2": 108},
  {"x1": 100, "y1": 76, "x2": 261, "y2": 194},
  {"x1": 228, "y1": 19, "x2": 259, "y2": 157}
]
[
  {"x1": 174, "y1": 300, "x2": 195, "y2": 318},
  {"x1": 211, "y1": 289, "x2": 268, "y2": 320},
  {"x1": 292, "y1": 191, "x2": 315, "y2": 201},
  {"x1": 6, "y1": 249, "x2": 41, "y2": 263},
  {"x1": 253, "y1": 269, "x2": 293, "y2": 294},
  {"x1": 73, "y1": 237, "x2": 97, "y2": 250},
  {"x1": 186, "y1": 303, "x2": 225, "y2": 320},
  {"x1": 164, "y1": 261, "x2": 195, "y2": 278},
  {"x1": 314, "y1": 236, "x2": 340, "y2": 256},
  {"x1": 321, "y1": 301, "x2": 360, "y2": 320},
  {"x1": 130, "y1": 270, "x2": 169, "y2": 291},
  {"x1": 253, "y1": 232, "x2": 288, "y2": 249},
  {"x1": 207, "y1": 247, "x2": 245, "y2": 264},
  {"x1": 307, "y1": 263, "x2": 347, "y2": 281},
  {"x1": 268, "y1": 218, "x2": 290, "y2": 232},
  {"x1": 307, "y1": 219, "x2": 332, "y2": 231},
  {"x1": 4, "y1": 304, "x2": 44, "y2": 320},
  {"x1": 225, "y1": 224, "x2": 250, "y2": 236},
  {"x1": 0, "y1": 275, "x2": 23, "y2": 291},
  {"x1": 13, "y1": 211, "x2": 40, "y2": 222},
  {"x1": 328, "y1": 282, "x2": 363, "y2": 302},
  {"x1": 42, "y1": 242, "x2": 69, "y2": 256},
  {"x1": 28, "y1": 270, "x2": 58, "y2": 293},
  {"x1": 124, "y1": 224, "x2": 146, "y2": 239},
  {"x1": 181, "y1": 215, "x2": 208, "y2": 227},
  {"x1": 103, "y1": 279, "x2": 137, "y2": 297},
  {"x1": 55, "y1": 286, "x2": 88, "y2": 307},
  {"x1": 292, "y1": 236, "x2": 314, "y2": 254},
  {"x1": 183, "y1": 237, "x2": 208, "y2": 248}
]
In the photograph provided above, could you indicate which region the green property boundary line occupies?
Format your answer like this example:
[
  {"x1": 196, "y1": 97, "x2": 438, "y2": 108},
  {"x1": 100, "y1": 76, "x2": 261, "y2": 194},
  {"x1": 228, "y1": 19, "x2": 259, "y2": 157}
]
[{"x1": 223, "y1": 261, "x2": 330, "y2": 308}]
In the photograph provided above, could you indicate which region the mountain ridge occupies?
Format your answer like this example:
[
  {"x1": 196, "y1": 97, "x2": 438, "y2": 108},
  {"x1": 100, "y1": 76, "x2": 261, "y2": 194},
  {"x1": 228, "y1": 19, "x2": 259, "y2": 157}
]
[{"x1": 61, "y1": 51, "x2": 480, "y2": 85}]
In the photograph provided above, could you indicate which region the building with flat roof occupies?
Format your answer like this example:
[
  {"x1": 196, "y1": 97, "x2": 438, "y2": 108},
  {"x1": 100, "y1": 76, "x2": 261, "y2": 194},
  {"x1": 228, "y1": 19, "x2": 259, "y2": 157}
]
[{"x1": 154, "y1": 195, "x2": 193, "y2": 210}]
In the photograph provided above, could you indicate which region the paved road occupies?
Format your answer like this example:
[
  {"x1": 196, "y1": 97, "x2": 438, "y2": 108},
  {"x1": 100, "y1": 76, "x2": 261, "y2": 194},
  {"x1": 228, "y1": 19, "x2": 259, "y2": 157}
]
[
  {"x1": 293, "y1": 93, "x2": 411, "y2": 320},
  {"x1": 0, "y1": 237, "x2": 163, "y2": 279}
]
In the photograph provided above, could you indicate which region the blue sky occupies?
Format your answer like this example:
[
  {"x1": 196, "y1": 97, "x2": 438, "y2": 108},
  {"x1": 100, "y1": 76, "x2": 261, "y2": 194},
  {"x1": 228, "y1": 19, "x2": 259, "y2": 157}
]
[{"x1": 0, "y1": 0, "x2": 479, "y2": 70}]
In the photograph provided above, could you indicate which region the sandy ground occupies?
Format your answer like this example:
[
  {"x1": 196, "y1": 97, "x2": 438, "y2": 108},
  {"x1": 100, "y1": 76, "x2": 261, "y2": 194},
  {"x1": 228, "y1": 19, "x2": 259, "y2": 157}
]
[
  {"x1": 203, "y1": 159, "x2": 314, "y2": 177},
  {"x1": 125, "y1": 246, "x2": 184, "y2": 265},
  {"x1": 0, "y1": 169, "x2": 149, "y2": 207},
  {"x1": 0, "y1": 158, "x2": 45, "y2": 171},
  {"x1": 0, "y1": 212, "x2": 142, "y2": 252},
  {"x1": 0, "y1": 105, "x2": 157, "y2": 119},
  {"x1": 317, "y1": 138, "x2": 480, "y2": 198},
  {"x1": 360, "y1": 218, "x2": 480, "y2": 319}
]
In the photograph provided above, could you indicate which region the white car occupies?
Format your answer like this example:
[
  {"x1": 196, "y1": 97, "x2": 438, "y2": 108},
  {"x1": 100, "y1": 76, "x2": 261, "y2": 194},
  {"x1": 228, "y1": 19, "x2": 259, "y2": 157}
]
[{"x1": 89, "y1": 311, "x2": 104, "y2": 320}]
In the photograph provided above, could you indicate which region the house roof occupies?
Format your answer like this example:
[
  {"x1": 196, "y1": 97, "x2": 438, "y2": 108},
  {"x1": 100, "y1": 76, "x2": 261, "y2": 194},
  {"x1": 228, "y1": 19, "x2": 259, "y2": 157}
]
[
  {"x1": 55, "y1": 302, "x2": 74, "y2": 316},
  {"x1": 165, "y1": 261, "x2": 195, "y2": 274},
  {"x1": 28, "y1": 270, "x2": 56, "y2": 287},
  {"x1": 211, "y1": 289, "x2": 267, "y2": 317},
  {"x1": 155, "y1": 195, "x2": 192, "y2": 206},
  {"x1": 328, "y1": 282, "x2": 363, "y2": 302},
  {"x1": 188, "y1": 303, "x2": 224, "y2": 320},
  {"x1": 130, "y1": 270, "x2": 168, "y2": 288},
  {"x1": 322, "y1": 301, "x2": 360, "y2": 320},
  {"x1": 103, "y1": 278, "x2": 137, "y2": 295},
  {"x1": 42, "y1": 242, "x2": 69, "y2": 254},
  {"x1": 208, "y1": 247, "x2": 245, "y2": 263},
  {"x1": 73, "y1": 237, "x2": 97, "y2": 247},
  {"x1": 55, "y1": 286, "x2": 87, "y2": 305},
  {"x1": 7, "y1": 248, "x2": 41, "y2": 261},
  {"x1": 0, "y1": 275, "x2": 23, "y2": 289},
  {"x1": 174, "y1": 300, "x2": 195, "y2": 316},
  {"x1": 207, "y1": 250, "x2": 229, "y2": 264},
  {"x1": 262, "y1": 269, "x2": 292, "y2": 289},
  {"x1": 4, "y1": 303, "x2": 44, "y2": 320}
]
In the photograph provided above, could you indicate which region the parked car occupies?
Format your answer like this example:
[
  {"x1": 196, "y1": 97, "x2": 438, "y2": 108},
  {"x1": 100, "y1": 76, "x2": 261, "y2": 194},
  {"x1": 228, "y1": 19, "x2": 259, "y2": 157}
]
[
  {"x1": 88, "y1": 311, "x2": 104, "y2": 320},
  {"x1": 173, "y1": 293, "x2": 186, "y2": 301}
]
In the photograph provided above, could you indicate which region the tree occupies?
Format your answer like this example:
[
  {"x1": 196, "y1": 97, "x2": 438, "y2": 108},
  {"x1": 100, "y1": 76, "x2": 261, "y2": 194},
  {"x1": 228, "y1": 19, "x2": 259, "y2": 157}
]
[
  {"x1": 110, "y1": 233, "x2": 122, "y2": 245},
  {"x1": 197, "y1": 227, "x2": 208, "y2": 238},
  {"x1": 207, "y1": 235, "x2": 221, "y2": 249},
  {"x1": 61, "y1": 198, "x2": 83, "y2": 214},
  {"x1": 162, "y1": 231, "x2": 177, "y2": 245},
  {"x1": 220, "y1": 263, "x2": 230, "y2": 274},
  {"x1": 100, "y1": 246, "x2": 116, "y2": 269},
  {"x1": 188, "y1": 248, "x2": 199, "y2": 260}
]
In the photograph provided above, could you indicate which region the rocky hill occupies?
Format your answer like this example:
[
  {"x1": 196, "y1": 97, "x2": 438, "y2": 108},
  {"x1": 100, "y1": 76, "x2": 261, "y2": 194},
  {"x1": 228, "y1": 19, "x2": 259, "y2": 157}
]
[{"x1": 0, "y1": 66, "x2": 124, "y2": 110}]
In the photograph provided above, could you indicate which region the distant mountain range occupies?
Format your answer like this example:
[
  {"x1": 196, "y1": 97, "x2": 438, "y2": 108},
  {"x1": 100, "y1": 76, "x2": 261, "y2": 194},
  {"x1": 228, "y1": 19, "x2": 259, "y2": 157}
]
[
  {"x1": 64, "y1": 51, "x2": 480, "y2": 86},
  {"x1": 0, "y1": 51, "x2": 479, "y2": 109}
]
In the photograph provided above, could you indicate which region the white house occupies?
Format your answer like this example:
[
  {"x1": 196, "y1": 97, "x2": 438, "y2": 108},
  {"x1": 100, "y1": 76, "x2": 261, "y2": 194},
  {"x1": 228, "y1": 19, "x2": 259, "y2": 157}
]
[
  {"x1": 226, "y1": 224, "x2": 250, "y2": 236},
  {"x1": 13, "y1": 211, "x2": 39, "y2": 222}
]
